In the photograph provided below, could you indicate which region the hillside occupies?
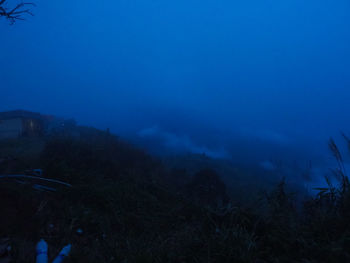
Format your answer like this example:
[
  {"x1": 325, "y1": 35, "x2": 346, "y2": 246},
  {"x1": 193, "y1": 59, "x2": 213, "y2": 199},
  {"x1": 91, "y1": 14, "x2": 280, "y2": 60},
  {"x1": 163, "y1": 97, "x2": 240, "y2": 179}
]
[{"x1": 0, "y1": 126, "x2": 349, "y2": 262}]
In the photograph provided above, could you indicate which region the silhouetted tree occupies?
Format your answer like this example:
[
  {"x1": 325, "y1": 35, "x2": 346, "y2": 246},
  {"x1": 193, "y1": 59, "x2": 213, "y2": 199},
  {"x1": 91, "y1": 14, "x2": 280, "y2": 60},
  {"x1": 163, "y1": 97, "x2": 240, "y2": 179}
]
[{"x1": 0, "y1": 0, "x2": 35, "y2": 24}]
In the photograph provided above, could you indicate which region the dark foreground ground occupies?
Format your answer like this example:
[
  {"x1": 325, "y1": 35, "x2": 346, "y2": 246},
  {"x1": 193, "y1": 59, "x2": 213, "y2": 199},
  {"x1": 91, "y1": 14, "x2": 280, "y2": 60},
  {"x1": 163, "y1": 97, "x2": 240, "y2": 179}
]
[{"x1": 0, "y1": 126, "x2": 349, "y2": 262}]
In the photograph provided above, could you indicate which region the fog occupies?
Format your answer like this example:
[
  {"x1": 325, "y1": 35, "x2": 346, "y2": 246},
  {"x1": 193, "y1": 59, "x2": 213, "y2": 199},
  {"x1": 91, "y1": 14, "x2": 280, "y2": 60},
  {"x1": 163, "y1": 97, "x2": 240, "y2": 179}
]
[{"x1": 1, "y1": 0, "x2": 350, "y2": 176}]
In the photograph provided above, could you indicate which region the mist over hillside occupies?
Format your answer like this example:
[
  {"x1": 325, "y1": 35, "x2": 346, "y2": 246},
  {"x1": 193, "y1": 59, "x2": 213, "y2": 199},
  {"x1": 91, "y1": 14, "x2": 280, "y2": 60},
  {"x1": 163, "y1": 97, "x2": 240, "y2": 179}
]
[{"x1": 2, "y1": 0, "x2": 350, "y2": 261}]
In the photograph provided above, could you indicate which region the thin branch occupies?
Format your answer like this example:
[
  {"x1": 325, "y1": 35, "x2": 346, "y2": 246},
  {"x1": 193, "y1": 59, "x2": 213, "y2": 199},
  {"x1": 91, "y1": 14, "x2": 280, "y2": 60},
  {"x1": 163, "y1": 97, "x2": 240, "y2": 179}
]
[
  {"x1": 0, "y1": 1, "x2": 35, "y2": 24},
  {"x1": 0, "y1": 174, "x2": 72, "y2": 187}
]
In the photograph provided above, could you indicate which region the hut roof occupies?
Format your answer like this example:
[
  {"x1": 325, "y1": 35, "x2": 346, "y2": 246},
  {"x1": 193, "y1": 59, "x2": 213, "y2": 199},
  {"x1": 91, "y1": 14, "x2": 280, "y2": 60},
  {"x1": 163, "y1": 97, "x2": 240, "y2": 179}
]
[{"x1": 0, "y1": 110, "x2": 44, "y2": 120}]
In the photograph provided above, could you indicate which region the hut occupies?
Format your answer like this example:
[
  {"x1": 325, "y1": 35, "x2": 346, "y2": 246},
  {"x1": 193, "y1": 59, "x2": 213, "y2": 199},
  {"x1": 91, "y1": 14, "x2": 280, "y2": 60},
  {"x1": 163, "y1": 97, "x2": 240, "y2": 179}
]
[{"x1": 0, "y1": 110, "x2": 47, "y2": 138}]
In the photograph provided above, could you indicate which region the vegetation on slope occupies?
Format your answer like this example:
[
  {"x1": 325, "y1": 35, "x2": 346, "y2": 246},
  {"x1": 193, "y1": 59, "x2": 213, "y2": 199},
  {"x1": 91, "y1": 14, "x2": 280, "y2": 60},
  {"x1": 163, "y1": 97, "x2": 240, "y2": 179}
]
[{"x1": 0, "y1": 127, "x2": 349, "y2": 262}]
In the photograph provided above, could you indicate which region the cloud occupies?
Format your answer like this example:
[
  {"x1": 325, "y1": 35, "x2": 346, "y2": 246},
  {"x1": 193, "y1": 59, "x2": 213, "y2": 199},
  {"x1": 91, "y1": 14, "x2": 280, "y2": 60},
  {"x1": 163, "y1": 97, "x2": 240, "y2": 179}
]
[
  {"x1": 260, "y1": 160, "x2": 276, "y2": 171},
  {"x1": 138, "y1": 125, "x2": 230, "y2": 159},
  {"x1": 239, "y1": 128, "x2": 291, "y2": 145},
  {"x1": 138, "y1": 126, "x2": 161, "y2": 137}
]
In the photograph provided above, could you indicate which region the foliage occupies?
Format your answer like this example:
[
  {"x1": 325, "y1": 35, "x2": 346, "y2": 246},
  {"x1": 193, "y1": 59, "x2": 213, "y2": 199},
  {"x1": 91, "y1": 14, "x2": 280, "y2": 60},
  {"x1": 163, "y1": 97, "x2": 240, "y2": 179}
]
[{"x1": 1, "y1": 128, "x2": 350, "y2": 262}]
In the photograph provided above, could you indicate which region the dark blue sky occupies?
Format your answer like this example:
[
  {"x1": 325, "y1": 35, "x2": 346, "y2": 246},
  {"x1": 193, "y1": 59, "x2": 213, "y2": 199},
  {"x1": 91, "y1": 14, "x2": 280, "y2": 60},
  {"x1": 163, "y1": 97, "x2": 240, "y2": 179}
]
[{"x1": 1, "y1": 0, "x2": 350, "y2": 161}]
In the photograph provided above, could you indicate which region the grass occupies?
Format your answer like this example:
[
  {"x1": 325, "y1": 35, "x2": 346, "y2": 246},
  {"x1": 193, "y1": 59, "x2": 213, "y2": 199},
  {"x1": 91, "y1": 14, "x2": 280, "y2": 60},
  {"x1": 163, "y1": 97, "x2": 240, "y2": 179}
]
[{"x1": 0, "y1": 127, "x2": 350, "y2": 262}]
